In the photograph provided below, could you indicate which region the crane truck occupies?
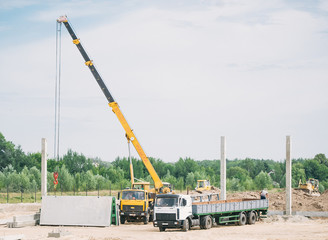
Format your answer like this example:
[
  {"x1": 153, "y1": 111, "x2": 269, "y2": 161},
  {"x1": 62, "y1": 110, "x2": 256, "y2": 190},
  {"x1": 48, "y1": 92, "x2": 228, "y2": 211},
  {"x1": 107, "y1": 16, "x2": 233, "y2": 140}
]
[
  {"x1": 57, "y1": 15, "x2": 170, "y2": 224},
  {"x1": 153, "y1": 194, "x2": 268, "y2": 231}
]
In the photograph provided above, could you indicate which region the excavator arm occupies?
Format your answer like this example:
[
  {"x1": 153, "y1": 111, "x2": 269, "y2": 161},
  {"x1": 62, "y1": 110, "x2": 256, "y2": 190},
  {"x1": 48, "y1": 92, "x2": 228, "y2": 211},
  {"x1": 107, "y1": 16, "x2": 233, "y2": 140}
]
[{"x1": 57, "y1": 16, "x2": 163, "y2": 191}]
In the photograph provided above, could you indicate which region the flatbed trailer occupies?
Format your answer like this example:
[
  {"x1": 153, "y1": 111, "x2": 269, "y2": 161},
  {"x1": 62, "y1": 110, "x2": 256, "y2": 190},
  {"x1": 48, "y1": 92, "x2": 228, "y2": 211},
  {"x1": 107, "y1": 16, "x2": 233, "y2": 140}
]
[{"x1": 153, "y1": 194, "x2": 268, "y2": 231}]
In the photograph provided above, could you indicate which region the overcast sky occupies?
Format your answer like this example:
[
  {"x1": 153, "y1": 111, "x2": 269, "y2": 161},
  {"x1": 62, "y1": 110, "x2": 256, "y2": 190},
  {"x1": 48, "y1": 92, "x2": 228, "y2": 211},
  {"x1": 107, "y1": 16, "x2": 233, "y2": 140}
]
[{"x1": 1, "y1": 0, "x2": 327, "y2": 163}]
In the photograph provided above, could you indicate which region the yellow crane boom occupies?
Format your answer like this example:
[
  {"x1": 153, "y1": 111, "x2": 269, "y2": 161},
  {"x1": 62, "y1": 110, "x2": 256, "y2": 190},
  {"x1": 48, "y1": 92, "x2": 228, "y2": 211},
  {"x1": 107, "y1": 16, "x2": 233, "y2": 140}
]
[{"x1": 57, "y1": 15, "x2": 163, "y2": 191}]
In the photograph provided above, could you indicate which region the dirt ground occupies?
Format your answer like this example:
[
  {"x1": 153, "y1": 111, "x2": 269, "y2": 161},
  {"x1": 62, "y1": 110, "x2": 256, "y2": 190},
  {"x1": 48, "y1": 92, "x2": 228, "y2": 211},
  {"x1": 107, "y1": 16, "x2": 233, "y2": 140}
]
[
  {"x1": 0, "y1": 190, "x2": 328, "y2": 240},
  {"x1": 228, "y1": 189, "x2": 328, "y2": 211}
]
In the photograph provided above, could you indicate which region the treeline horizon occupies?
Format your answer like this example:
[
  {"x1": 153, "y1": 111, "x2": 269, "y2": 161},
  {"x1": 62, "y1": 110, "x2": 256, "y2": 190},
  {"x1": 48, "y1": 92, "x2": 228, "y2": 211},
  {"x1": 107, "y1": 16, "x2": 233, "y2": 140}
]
[{"x1": 1, "y1": 132, "x2": 328, "y2": 193}]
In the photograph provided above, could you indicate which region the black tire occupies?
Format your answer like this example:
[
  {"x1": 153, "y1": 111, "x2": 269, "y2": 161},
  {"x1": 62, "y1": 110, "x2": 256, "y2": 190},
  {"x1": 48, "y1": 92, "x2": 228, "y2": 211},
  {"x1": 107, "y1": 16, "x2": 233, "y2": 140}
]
[
  {"x1": 204, "y1": 216, "x2": 213, "y2": 229},
  {"x1": 120, "y1": 216, "x2": 125, "y2": 224},
  {"x1": 159, "y1": 227, "x2": 166, "y2": 232},
  {"x1": 238, "y1": 212, "x2": 247, "y2": 226},
  {"x1": 247, "y1": 211, "x2": 256, "y2": 225},
  {"x1": 182, "y1": 219, "x2": 189, "y2": 232}
]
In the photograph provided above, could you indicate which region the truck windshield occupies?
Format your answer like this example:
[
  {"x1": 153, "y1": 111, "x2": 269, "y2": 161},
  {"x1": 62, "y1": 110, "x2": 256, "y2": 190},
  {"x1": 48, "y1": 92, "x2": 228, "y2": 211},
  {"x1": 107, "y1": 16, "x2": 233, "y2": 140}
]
[
  {"x1": 155, "y1": 197, "x2": 178, "y2": 207},
  {"x1": 122, "y1": 191, "x2": 145, "y2": 200}
]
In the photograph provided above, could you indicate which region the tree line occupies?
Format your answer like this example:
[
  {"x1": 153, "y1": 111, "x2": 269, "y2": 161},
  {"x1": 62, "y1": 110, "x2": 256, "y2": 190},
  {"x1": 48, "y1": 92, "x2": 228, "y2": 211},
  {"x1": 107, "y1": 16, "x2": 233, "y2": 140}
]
[{"x1": 0, "y1": 132, "x2": 327, "y2": 193}]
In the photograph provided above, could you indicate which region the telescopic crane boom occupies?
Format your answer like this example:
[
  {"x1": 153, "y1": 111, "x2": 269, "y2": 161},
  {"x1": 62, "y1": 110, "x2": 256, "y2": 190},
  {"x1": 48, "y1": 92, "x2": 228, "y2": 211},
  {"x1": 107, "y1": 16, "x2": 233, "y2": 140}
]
[{"x1": 57, "y1": 15, "x2": 163, "y2": 191}]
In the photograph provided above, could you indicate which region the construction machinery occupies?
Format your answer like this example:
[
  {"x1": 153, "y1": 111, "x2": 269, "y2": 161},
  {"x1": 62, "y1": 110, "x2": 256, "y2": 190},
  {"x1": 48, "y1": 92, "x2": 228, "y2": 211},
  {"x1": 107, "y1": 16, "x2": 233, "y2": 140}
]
[
  {"x1": 153, "y1": 193, "x2": 268, "y2": 232},
  {"x1": 57, "y1": 15, "x2": 171, "y2": 224},
  {"x1": 296, "y1": 178, "x2": 320, "y2": 196},
  {"x1": 194, "y1": 180, "x2": 220, "y2": 196}
]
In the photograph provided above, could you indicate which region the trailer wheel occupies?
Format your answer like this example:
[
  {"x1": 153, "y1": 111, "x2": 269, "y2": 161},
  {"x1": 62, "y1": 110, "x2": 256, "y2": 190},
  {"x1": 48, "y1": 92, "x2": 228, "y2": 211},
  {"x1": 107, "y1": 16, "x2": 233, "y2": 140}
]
[
  {"x1": 159, "y1": 227, "x2": 166, "y2": 232},
  {"x1": 238, "y1": 212, "x2": 247, "y2": 226},
  {"x1": 182, "y1": 219, "x2": 189, "y2": 232},
  {"x1": 120, "y1": 216, "x2": 126, "y2": 224},
  {"x1": 247, "y1": 211, "x2": 256, "y2": 225},
  {"x1": 204, "y1": 216, "x2": 213, "y2": 229}
]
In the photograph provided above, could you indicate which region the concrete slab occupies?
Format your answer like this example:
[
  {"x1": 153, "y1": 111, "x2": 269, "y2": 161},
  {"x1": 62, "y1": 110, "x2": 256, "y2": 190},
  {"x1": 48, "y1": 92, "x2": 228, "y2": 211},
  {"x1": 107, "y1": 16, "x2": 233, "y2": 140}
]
[
  {"x1": 0, "y1": 234, "x2": 24, "y2": 240},
  {"x1": 48, "y1": 228, "x2": 71, "y2": 238},
  {"x1": 40, "y1": 196, "x2": 113, "y2": 227},
  {"x1": 7, "y1": 220, "x2": 37, "y2": 228}
]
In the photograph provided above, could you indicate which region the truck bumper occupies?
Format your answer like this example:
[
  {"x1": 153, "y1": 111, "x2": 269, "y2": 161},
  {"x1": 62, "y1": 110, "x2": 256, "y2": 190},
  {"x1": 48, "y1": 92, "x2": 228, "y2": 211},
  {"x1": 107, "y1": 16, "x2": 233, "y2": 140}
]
[
  {"x1": 153, "y1": 220, "x2": 183, "y2": 228},
  {"x1": 120, "y1": 211, "x2": 146, "y2": 218}
]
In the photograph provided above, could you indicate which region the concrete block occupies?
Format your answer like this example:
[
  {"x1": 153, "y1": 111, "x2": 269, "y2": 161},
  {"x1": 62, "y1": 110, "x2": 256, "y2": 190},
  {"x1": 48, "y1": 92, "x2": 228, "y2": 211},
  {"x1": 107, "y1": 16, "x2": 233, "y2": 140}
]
[
  {"x1": 48, "y1": 229, "x2": 71, "y2": 238},
  {"x1": 0, "y1": 234, "x2": 24, "y2": 240},
  {"x1": 40, "y1": 196, "x2": 113, "y2": 227},
  {"x1": 0, "y1": 219, "x2": 11, "y2": 225},
  {"x1": 13, "y1": 213, "x2": 40, "y2": 222}
]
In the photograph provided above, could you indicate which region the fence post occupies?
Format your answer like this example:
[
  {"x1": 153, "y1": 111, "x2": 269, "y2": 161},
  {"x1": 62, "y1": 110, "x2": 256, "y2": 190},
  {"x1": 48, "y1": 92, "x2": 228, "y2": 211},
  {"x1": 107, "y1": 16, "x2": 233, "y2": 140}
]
[
  {"x1": 74, "y1": 184, "x2": 75, "y2": 196},
  {"x1": 98, "y1": 184, "x2": 100, "y2": 197},
  {"x1": 109, "y1": 183, "x2": 111, "y2": 196},
  {"x1": 86, "y1": 184, "x2": 88, "y2": 196},
  {"x1": 7, "y1": 184, "x2": 9, "y2": 203},
  {"x1": 21, "y1": 186, "x2": 23, "y2": 203},
  {"x1": 35, "y1": 185, "x2": 37, "y2": 203},
  {"x1": 61, "y1": 184, "x2": 63, "y2": 196}
]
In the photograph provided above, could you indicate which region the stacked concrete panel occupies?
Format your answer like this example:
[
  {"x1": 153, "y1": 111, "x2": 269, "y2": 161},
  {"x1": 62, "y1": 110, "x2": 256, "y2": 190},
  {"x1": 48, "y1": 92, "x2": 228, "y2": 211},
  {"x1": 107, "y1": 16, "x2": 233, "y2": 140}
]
[{"x1": 40, "y1": 196, "x2": 114, "y2": 227}]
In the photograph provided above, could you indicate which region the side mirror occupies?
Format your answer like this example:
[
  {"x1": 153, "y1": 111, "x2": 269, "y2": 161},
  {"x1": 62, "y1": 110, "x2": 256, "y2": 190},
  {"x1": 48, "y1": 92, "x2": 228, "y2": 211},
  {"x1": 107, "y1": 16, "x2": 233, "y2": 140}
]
[{"x1": 118, "y1": 192, "x2": 121, "y2": 199}]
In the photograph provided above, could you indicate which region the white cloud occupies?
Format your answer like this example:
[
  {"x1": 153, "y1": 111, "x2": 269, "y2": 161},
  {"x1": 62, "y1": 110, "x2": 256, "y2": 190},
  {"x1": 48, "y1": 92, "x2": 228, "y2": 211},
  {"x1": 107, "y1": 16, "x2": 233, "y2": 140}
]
[{"x1": 1, "y1": 1, "x2": 328, "y2": 162}]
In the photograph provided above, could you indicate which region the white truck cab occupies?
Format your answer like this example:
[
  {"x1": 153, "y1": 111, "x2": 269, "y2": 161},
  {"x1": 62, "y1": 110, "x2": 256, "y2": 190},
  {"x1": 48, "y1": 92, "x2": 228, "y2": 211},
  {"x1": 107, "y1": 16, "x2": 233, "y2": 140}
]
[{"x1": 153, "y1": 194, "x2": 192, "y2": 231}]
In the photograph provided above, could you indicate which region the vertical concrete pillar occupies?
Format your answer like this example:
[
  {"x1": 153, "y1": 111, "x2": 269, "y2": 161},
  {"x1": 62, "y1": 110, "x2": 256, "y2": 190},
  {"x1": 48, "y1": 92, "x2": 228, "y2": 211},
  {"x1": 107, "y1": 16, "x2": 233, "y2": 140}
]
[
  {"x1": 220, "y1": 136, "x2": 226, "y2": 200},
  {"x1": 41, "y1": 138, "x2": 47, "y2": 197},
  {"x1": 286, "y1": 136, "x2": 292, "y2": 215}
]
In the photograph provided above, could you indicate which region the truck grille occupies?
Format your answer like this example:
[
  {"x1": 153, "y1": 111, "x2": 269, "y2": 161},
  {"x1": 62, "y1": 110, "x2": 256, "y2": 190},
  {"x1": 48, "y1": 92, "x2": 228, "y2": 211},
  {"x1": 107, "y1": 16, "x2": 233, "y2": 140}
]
[
  {"x1": 156, "y1": 213, "x2": 176, "y2": 221},
  {"x1": 123, "y1": 205, "x2": 143, "y2": 212}
]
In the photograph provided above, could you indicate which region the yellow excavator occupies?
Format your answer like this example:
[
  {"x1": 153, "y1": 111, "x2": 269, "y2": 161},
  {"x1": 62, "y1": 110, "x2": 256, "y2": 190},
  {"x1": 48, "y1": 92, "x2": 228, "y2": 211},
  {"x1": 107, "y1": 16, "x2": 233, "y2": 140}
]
[
  {"x1": 57, "y1": 15, "x2": 171, "y2": 224},
  {"x1": 296, "y1": 178, "x2": 320, "y2": 196}
]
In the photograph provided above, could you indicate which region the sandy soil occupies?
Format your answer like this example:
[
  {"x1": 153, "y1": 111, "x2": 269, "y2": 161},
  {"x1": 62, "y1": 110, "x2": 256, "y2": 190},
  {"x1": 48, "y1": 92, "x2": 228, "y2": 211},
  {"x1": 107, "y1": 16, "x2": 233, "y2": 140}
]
[
  {"x1": 0, "y1": 217, "x2": 327, "y2": 240},
  {"x1": 228, "y1": 189, "x2": 328, "y2": 211},
  {"x1": 1, "y1": 190, "x2": 328, "y2": 240}
]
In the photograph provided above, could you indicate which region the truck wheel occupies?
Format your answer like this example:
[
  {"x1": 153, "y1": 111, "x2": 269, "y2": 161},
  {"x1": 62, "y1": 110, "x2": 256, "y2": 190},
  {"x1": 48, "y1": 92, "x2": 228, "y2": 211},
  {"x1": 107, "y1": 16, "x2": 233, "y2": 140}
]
[
  {"x1": 182, "y1": 219, "x2": 189, "y2": 232},
  {"x1": 238, "y1": 212, "x2": 246, "y2": 226},
  {"x1": 159, "y1": 227, "x2": 166, "y2": 232},
  {"x1": 247, "y1": 211, "x2": 256, "y2": 225},
  {"x1": 204, "y1": 216, "x2": 213, "y2": 229},
  {"x1": 120, "y1": 216, "x2": 126, "y2": 224}
]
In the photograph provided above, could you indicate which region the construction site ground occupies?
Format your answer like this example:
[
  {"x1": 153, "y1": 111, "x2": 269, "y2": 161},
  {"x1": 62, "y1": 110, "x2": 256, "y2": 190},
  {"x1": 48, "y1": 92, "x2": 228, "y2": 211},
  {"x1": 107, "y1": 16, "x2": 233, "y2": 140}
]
[{"x1": 0, "y1": 190, "x2": 327, "y2": 240}]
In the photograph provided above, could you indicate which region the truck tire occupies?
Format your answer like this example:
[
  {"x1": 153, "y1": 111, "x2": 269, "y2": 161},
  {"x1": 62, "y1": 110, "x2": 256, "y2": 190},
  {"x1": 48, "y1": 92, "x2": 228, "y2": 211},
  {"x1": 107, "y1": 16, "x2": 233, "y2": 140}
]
[
  {"x1": 182, "y1": 219, "x2": 189, "y2": 232},
  {"x1": 159, "y1": 227, "x2": 166, "y2": 232},
  {"x1": 204, "y1": 216, "x2": 213, "y2": 229},
  {"x1": 247, "y1": 211, "x2": 256, "y2": 225},
  {"x1": 120, "y1": 216, "x2": 126, "y2": 224},
  {"x1": 238, "y1": 212, "x2": 247, "y2": 226}
]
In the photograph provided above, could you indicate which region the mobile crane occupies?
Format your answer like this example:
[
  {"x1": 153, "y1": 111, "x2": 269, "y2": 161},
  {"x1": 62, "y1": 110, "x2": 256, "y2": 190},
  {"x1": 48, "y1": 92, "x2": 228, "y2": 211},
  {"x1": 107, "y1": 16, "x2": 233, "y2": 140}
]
[{"x1": 57, "y1": 15, "x2": 170, "y2": 223}]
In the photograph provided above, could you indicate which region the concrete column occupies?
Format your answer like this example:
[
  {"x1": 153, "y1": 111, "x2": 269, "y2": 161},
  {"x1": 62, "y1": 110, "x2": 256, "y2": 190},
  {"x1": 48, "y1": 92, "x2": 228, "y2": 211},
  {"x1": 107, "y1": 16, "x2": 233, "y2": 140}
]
[
  {"x1": 286, "y1": 136, "x2": 292, "y2": 215},
  {"x1": 220, "y1": 136, "x2": 226, "y2": 200},
  {"x1": 41, "y1": 138, "x2": 47, "y2": 197}
]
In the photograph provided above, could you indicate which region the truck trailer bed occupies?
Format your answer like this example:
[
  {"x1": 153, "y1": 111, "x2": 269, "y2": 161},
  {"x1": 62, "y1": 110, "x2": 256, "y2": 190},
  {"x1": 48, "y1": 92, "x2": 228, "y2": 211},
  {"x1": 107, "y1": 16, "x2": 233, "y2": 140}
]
[{"x1": 192, "y1": 198, "x2": 268, "y2": 215}]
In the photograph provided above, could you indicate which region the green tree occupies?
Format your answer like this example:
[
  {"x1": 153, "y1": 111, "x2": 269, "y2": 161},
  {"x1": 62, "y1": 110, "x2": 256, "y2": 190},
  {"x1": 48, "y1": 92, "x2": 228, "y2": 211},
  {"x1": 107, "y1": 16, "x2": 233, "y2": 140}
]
[
  {"x1": 254, "y1": 171, "x2": 273, "y2": 190},
  {"x1": 185, "y1": 172, "x2": 195, "y2": 189}
]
